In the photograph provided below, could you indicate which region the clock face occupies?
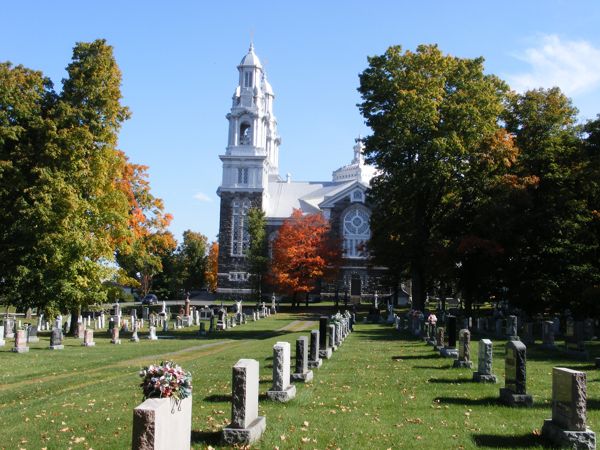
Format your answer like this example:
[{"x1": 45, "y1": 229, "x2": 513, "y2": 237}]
[{"x1": 344, "y1": 209, "x2": 369, "y2": 235}]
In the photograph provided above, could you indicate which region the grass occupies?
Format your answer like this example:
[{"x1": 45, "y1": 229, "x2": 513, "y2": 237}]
[{"x1": 1, "y1": 309, "x2": 599, "y2": 449}]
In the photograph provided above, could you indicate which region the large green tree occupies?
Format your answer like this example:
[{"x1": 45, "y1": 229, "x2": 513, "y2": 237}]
[
  {"x1": 178, "y1": 230, "x2": 208, "y2": 293},
  {"x1": 358, "y1": 44, "x2": 508, "y2": 311},
  {"x1": 0, "y1": 40, "x2": 132, "y2": 321}
]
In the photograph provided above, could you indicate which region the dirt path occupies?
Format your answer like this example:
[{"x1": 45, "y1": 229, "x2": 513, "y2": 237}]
[{"x1": 276, "y1": 320, "x2": 317, "y2": 332}]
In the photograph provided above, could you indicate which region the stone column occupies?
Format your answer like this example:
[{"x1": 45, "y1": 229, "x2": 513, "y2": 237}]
[
  {"x1": 499, "y1": 340, "x2": 533, "y2": 407},
  {"x1": 541, "y1": 367, "x2": 596, "y2": 449},
  {"x1": 309, "y1": 330, "x2": 322, "y2": 368},
  {"x1": 291, "y1": 336, "x2": 313, "y2": 382},
  {"x1": 0, "y1": 326, "x2": 5, "y2": 347},
  {"x1": 335, "y1": 322, "x2": 342, "y2": 347},
  {"x1": 542, "y1": 320, "x2": 556, "y2": 349},
  {"x1": 266, "y1": 342, "x2": 296, "y2": 402},
  {"x1": 472, "y1": 339, "x2": 497, "y2": 383},
  {"x1": 223, "y1": 359, "x2": 266, "y2": 444},
  {"x1": 435, "y1": 327, "x2": 445, "y2": 352},
  {"x1": 453, "y1": 329, "x2": 473, "y2": 368},
  {"x1": 319, "y1": 317, "x2": 329, "y2": 349},
  {"x1": 506, "y1": 315, "x2": 519, "y2": 341}
]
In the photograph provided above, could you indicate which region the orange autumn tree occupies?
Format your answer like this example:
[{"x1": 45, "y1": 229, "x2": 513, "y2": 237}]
[
  {"x1": 205, "y1": 241, "x2": 219, "y2": 293},
  {"x1": 270, "y1": 209, "x2": 340, "y2": 307},
  {"x1": 115, "y1": 152, "x2": 176, "y2": 296}
]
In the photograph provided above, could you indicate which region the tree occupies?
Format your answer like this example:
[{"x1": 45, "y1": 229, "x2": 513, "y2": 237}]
[
  {"x1": 358, "y1": 44, "x2": 508, "y2": 311},
  {"x1": 270, "y1": 209, "x2": 339, "y2": 307},
  {"x1": 0, "y1": 40, "x2": 133, "y2": 322},
  {"x1": 246, "y1": 208, "x2": 268, "y2": 299},
  {"x1": 205, "y1": 241, "x2": 219, "y2": 293},
  {"x1": 501, "y1": 88, "x2": 599, "y2": 315},
  {"x1": 178, "y1": 230, "x2": 208, "y2": 292}
]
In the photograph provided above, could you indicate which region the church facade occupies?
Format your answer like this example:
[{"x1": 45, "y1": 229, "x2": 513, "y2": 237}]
[{"x1": 216, "y1": 45, "x2": 387, "y2": 298}]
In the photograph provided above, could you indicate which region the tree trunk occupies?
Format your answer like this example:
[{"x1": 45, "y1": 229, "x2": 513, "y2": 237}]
[
  {"x1": 292, "y1": 292, "x2": 297, "y2": 308},
  {"x1": 411, "y1": 264, "x2": 426, "y2": 312},
  {"x1": 69, "y1": 309, "x2": 79, "y2": 336},
  {"x1": 305, "y1": 292, "x2": 309, "y2": 308}
]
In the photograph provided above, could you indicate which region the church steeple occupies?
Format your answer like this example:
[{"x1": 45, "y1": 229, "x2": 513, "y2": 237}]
[{"x1": 219, "y1": 45, "x2": 281, "y2": 196}]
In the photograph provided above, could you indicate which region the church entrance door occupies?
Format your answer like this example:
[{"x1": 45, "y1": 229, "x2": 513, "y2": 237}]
[{"x1": 350, "y1": 274, "x2": 361, "y2": 296}]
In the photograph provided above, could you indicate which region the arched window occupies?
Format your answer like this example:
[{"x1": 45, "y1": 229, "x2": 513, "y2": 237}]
[
  {"x1": 240, "y1": 122, "x2": 252, "y2": 145},
  {"x1": 342, "y1": 206, "x2": 370, "y2": 258},
  {"x1": 231, "y1": 199, "x2": 251, "y2": 256}
]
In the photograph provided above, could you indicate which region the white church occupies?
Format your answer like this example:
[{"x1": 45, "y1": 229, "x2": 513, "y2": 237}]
[{"x1": 216, "y1": 45, "x2": 386, "y2": 298}]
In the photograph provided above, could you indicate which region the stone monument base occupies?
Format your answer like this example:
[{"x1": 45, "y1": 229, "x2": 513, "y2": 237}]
[
  {"x1": 111, "y1": 339, "x2": 121, "y2": 345},
  {"x1": 427, "y1": 339, "x2": 437, "y2": 347},
  {"x1": 472, "y1": 372, "x2": 497, "y2": 383},
  {"x1": 506, "y1": 335, "x2": 520, "y2": 341},
  {"x1": 331, "y1": 344, "x2": 338, "y2": 352},
  {"x1": 27, "y1": 337, "x2": 40, "y2": 343},
  {"x1": 452, "y1": 360, "x2": 473, "y2": 368},
  {"x1": 147, "y1": 335, "x2": 158, "y2": 340},
  {"x1": 222, "y1": 416, "x2": 266, "y2": 445},
  {"x1": 440, "y1": 347, "x2": 458, "y2": 358},
  {"x1": 319, "y1": 348, "x2": 332, "y2": 359},
  {"x1": 49, "y1": 345, "x2": 64, "y2": 350},
  {"x1": 308, "y1": 359, "x2": 323, "y2": 369},
  {"x1": 499, "y1": 388, "x2": 533, "y2": 407},
  {"x1": 0, "y1": 339, "x2": 5, "y2": 346},
  {"x1": 83, "y1": 342, "x2": 96, "y2": 347},
  {"x1": 563, "y1": 348, "x2": 590, "y2": 360},
  {"x1": 12, "y1": 346, "x2": 29, "y2": 353},
  {"x1": 266, "y1": 385, "x2": 296, "y2": 402},
  {"x1": 130, "y1": 337, "x2": 139, "y2": 342},
  {"x1": 541, "y1": 419, "x2": 596, "y2": 450},
  {"x1": 291, "y1": 370, "x2": 314, "y2": 383}
]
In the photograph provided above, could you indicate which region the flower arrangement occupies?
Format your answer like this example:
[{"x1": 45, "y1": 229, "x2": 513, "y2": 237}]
[{"x1": 139, "y1": 361, "x2": 192, "y2": 400}]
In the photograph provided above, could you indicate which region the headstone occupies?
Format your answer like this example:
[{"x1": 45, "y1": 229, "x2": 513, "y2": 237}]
[
  {"x1": 12, "y1": 329, "x2": 29, "y2": 353},
  {"x1": 435, "y1": 327, "x2": 445, "y2": 352},
  {"x1": 319, "y1": 318, "x2": 332, "y2": 359},
  {"x1": 308, "y1": 330, "x2": 322, "y2": 369},
  {"x1": 541, "y1": 367, "x2": 596, "y2": 449},
  {"x1": 26, "y1": 324, "x2": 39, "y2": 343},
  {"x1": 4, "y1": 318, "x2": 15, "y2": 338},
  {"x1": 130, "y1": 323, "x2": 140, "y2": 342},
  {"x1": 199, "y1": 322, "x2": 206, "y2": 336},
  {"x1": 506, "y1": 315, "x2": 519, "y2": 341},
  {"x1": 542, "y1": 320, "x2": 557, "y2": 349},
  {"x1": 453, "y1": 329, "x2": 473, "y2": 368},
  {"x1": 222, "y1": 359, "x2": 266, "y2": 445},
  {"x1": 499, "y1": 340, "x2": 533, "y2": 407},
  {"x1": 77, "y1": 322, "x2": 85, "y2": 339},
  {"x1": 0, "y1": 326, "x2": 4, "y2": 346},
  {"x1": 148, "y1": 326, "x2": 158, "y2": 340},
  {"x1": 111, "y1": 327, "x2": 121, "y2": 344},
  {"x1": 472, "y1": 339, "x2": 497, "y2": 383},
  {"x1": 83, "y1": 329, "x2": 95, "y2": 347},
  {"x1": 565, "y1": 321, "x2": 589, "y2": 359},
  {"x1": 440, "y1": 316, "x2": 458, "y2": 358},
  {"x1": 522, "y1": 322, "x2": 535, "y2": 345},
  {"x1": 49, "y1": 328, "x2": 64, "y2": 350},
  {"x1": 162, "y1": 319, "x2": 168, "y2": 333},
  {"x1": 142, "y1": 307, "x2": 149, "y2": 320},
  {"x1": 266, "y1": 341, "x2": 296, "y2": 402},
  {"x1": 334, "y1": 322, "x2": 342, "y2": 347},
  {"x1": 495, "y1": 319, "x2": 503, "y2": 337},
  {"x1": 328, "y1": 324, "x2": 337, "y2": 352},
  {"x1": 291, "y1": 336, "x2": 313, "y2": 382},
  {"x1": 132, "y1": 396, "x2": 192, "y2": 450}
]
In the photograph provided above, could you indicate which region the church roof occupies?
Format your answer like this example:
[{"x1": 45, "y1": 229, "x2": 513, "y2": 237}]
[
  {"x1": 239, "y1": 43, "x2": 262, "y2": 68},
  {"x1": 266, "y1": 180, "x2": 355, "y2": 219}
]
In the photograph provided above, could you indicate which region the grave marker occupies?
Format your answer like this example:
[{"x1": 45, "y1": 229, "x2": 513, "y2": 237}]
[
  {"x1": 12, "y1": 329, "x2": 29, "y2": 353},
  {"x1": 499, "y1": 340, "x2": 533, "y2": 407},
  {"x1": 222, "y1": 359, "x2": 266, "y2": 444},
  {"x1": 308, "y1": 330, "x2": 322, "y2": 369},
  {"x1": 453, "y1": 329, "x2": 473, "y2": 368},
  {"x1": 291, "y1": 336, "x2": 313, "y2": 382},
  {"x1": 541, "y1": 367, "x2": 596, "y2": 449},
  {"x1": 266, "y1": 342, "x2": 296, "y2": 402},
  {"x1": 83, "y1": 329, "x2": 95, "y2": 347},
  {"x1": 49, "y1": 328, "x2": 64, "y2": 350},
  {"x1": 472, "y1": 339, "x2": 497, "y2": 383}
]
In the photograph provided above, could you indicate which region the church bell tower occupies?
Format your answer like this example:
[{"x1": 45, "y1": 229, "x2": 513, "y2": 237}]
[{"x1": 216, "y1": 45, "x2": 281, "y2": 295}]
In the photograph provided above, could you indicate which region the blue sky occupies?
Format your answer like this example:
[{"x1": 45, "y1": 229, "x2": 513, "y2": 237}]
[{"x1": 2, "y1": 1, "x2": 600, "y2": 243}]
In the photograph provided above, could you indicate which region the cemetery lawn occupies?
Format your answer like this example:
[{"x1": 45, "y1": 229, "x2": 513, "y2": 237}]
[{"x1": 1, "y1": 312, "x2": 600, "y2": 449}]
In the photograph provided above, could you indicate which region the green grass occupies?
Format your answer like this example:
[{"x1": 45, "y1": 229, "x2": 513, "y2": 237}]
[{"x1": 1, "y1": 310, "x2": 599, "y2": 449}]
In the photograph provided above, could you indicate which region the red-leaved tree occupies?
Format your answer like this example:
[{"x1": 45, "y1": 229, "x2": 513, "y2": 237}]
[{"x1": 270, "y1": 209, "x2": 340, "y2": 307}]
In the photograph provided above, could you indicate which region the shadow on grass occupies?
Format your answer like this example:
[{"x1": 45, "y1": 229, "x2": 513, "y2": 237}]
[
  {"x1": 436, "y1": 396, "x2": 549, "y2": 410},
  {"x1": 392, "y1": 354, "x2": 440, "y2": 360},
  {"x1": 471, "y1": 432, "x2": 541, "y2": 448},
  {"x1": 191, "y1": 430, "x2": 221, "y2": 446},
  {"x1": 352, "y1": 327, "x2": 404, "y2": 341},
  {"x1": 203, "y1": 394, "x2": 231, "y2": 403},
  {"x1": 428, "y1": 377, "x2": 472, "y2": 384},
  {"x1": 413, "y1": 365, "x2": 449, "y2": 370},
  {"x1": 168, "y1": 329, "x2": 290, "y2": 341}
]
